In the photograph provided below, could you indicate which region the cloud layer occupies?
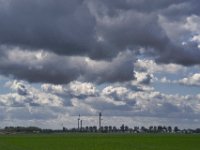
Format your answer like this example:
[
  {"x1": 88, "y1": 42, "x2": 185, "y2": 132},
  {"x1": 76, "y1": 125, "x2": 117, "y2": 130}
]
[
  {"x1": 0, "y1": 0, "x2": 200, "y2": 84},
  {"x1": 1, "y1": 80, "x2": 200, "y2": 120},
  {"x1": 0, "y1": 48, "x2": 134, "y2": 84},
  {"x1": 1, "y1": 0, "x2": 200, "y2": 129}
]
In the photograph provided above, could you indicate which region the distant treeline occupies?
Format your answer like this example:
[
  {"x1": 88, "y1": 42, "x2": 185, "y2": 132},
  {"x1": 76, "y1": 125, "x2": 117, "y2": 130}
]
[
  {"x1": 1, "y1": 125, "x2": 200, "y2": 134},
  {"x1": 1, "y1": 126, "x2": 59, "y2": 134}
]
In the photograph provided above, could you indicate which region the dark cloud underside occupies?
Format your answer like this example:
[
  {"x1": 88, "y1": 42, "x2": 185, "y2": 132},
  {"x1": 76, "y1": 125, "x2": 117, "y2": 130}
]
[{"x1": 0, "y1": 0, "x2": 200, "y2": 83}]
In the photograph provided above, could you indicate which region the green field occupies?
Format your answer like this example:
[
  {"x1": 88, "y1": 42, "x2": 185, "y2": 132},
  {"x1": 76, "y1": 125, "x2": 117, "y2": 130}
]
[{"x1": 0, "y1": 133, "x2": 200, "y2": 150}]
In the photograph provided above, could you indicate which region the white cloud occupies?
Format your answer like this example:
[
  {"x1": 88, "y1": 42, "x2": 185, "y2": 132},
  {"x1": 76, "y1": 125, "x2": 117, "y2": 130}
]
[
  {"x1": 2, "y1": 80, "x2": 64, "y2": 107},
  {"x1": 191, "y1": 35, "x2": 200, "y2": 49},
  {"x1": 42, "y1": 81, "x2": 97, "y2": 98},
  {"x1": 192, "y1": 35, "x2": 200, "y2": 43},
  {"x1": 102, "y1": 86, "x2": 128, "y2": 100},
  {"x1": 184, "y1": 15, "x2": 200, "y2": 32},
  {"x1": 42, "y1": 84, "x2": 66, "y2": 95},
  {"x1": 135, "y1": 59, "x2": 185, "y2": 74},
  {"x1": 1, "y1": 78, "x2": 200, "y2": 128},
  {"x1": 68, "y1": 81, "x2": 97, "y2": 97},
  {"x1": 178, "y1": 73, "x2": 200, "y2": 86},
  {"x1": 134, "y1": 71, "x2": 153, "y2": 85},
  {"x1": 160, "y1": 77, "x2": 173, "y2": 83},
  {"x1": 6, "y1": 80, "x2": 28, "y2": 95}
]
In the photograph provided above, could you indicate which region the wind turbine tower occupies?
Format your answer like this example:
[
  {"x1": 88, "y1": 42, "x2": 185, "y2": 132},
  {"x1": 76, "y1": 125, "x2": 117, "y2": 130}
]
[
  {"x1": 78, "y1": 114, "x2": 80, "y2": 130},
  {"x1": 99, "y1": 112, "x2": 103, "y2": 130},
  {"x1": 80, "y1": 120, "x2": 83, "y2": 130}
]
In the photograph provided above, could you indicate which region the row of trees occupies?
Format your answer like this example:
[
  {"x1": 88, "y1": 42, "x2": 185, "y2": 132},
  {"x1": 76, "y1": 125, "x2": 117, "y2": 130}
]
[
  {"x1": 64, "y1": 124, "x2": 200, "y2": 134},
  {"x1": 2, "y1": 126, "x2": 64, "y2": 134},
  {"x1": 1, "y1": 125, "x2": 200, "y2": 134}
]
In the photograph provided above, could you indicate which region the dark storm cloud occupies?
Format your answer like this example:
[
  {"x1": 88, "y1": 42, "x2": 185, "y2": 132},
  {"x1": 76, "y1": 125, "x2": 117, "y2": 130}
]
[
  {"x1": 156, "y1": 43, "x2": 200, "y2": 66},
  {"x1": 0, "y1": 0, "x2": 200, "y2": 83},
  {"x1": 0, "y1": 0, "x2": 100, "y2": 57},
  {"x1": 96, "y1": 11, "x2": 168, "y2": 52},
  {"x1": 0, "y1": 0, "x2": 194, "y2": 58},
  {"x1": 162, "y1": 0, "x2": 200, "y2": 20},
  {"x1": 87, "y1": 0, "x2": 200, "y2": 66},
  {"x1": 0, "y1": 49, "x2": 134, "y2": 84},
  {"x1": 91, "y1": 0, "x2": 185, "y2": 15}
]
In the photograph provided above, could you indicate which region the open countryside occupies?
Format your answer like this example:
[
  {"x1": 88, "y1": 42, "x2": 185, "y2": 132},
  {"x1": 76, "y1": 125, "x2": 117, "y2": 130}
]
[
  {"x1": 1, "y1": 0, "x2": 200, "y2": 150},
  {"x1": 0, "y1": 134, "x2": 200, "y2": 150}
]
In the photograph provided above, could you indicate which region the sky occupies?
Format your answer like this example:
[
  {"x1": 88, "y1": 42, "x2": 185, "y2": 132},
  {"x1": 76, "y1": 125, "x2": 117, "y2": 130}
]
[{"x1": 0, "y1": 0, "x2": 200, "y2": 129}]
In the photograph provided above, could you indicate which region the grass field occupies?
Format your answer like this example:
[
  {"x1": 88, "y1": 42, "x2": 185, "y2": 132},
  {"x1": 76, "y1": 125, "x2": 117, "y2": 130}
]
[{"x1": 0, "y1": 133, "x2": 200, "y2": 150}]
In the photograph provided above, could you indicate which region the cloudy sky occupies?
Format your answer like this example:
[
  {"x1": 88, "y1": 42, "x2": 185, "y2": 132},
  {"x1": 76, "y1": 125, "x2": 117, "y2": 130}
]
[{"x1": 0, "y1": 0, "x2": 200, "y2": 129}]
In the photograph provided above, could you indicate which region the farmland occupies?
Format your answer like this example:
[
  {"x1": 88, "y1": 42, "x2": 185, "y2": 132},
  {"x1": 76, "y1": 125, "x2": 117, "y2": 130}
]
[{"x1": 0, "y1": 133, "x2": 200, "y2": 150}]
